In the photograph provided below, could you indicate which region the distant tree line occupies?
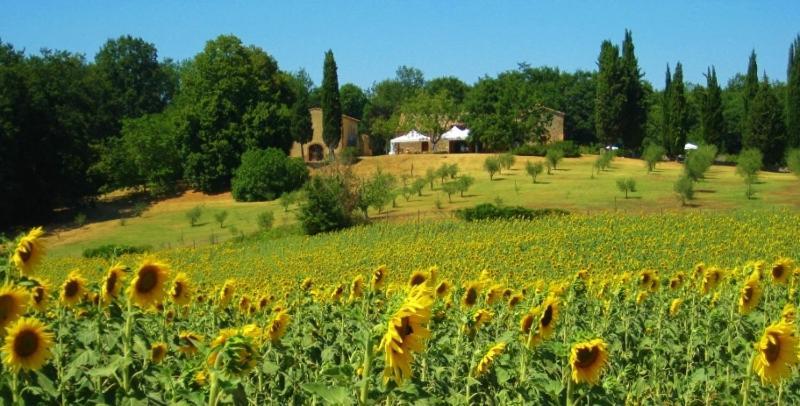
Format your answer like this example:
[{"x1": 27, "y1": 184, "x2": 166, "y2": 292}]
[{"x1": 2, "y1": 31, "x2": 799, "y2": 227}]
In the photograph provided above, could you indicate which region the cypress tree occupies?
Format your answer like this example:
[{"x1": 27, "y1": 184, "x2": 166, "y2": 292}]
[
  {"x1": 321, "y1": 50, "x2": 342, "y2": 157},
  {"x1": 595, "y1": 40, "x2": 624, "y2": 147},
  {"x1": 788, "y1": 35, "x2": 800, "y2": 148},
  {"x1": 745, "y1": 75, "x2": 787, "y2": 166},
  {"x1": 743, "y1": 50, "x2": 759, "y2": 140},
  {"x1": 620, "y1": 30, "x2": 646, "y2": 150},
  {"x1": 661, "y1": 65, "x2": 672, "y2": 156},
  {"x1": 291, "y1": 92, "x2": 313, "y2": 160},
  {"x1": 701, "y1": 66, "x2": 725, "y2": 149},
  {"x1": 665, "y1": 63, "x2": 689, "y2": 158}
]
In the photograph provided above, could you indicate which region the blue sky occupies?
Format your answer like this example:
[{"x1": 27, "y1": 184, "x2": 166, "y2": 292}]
[{"x1": 2, "y1": 1, "x2": 799, "y2": 90}]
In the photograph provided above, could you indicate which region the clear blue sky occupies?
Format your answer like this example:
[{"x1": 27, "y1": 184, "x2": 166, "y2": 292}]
[{"x1": 2, "y1": 1, "x2": 799, "y2": 90}]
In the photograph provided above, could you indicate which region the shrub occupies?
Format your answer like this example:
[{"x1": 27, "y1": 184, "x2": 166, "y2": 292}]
[
  {"x1": 445, "y1": 163, "x2": 460, "y2": 179},
  {"x1": 511, "y1": 144, "x2": 547, "y2": 156},
  {"x1": 214, "y1": 211, "x2": 228, "y2": 228},
  {"x1": 298, "y1": 174, "x2": 355, "y2": 235},
  {"x1": 787, "y1": 149, "x2": 800, "y2": 179},
  {"x1": 616, "y1": 178, "x2": 637, "y2": 199},
  {"x1": 338, "y1": 146, "x2": 361, "y2": 165},
  {"x1": 411, "y1": 178, "x2": 427, "y2": 196},
  {"x1": 545, "y1": 148, "x2": 564, "y2": 173},
  {"x1": 186, "y1": 205, "x2": 203, "y2": 227},
  {"x1": 642, "y1": 144, "x2": 666, "y2": 172},
  {"x1": 736, "y1": 148, "x2": 763, "y2": 199},
  {"x1": 74, "y1": 212, "x2": 87, "y2": 227},
  {"x1": 83, "y1": 244, "x2": 151, "y2": 260},
  {"x1": 674, "y1": 176, "x2": 694, "y2": 206},
  {"x1": 484, "y1": 156, "x2": 501, "y2": 180},
  {"x1": 684, "y1": 144, "x2": 717, "y2": 181},
  {"x1": 441, "y1": 181, "x2": 459, "y2": 202},
  {"x1": 257, "y1": 211, "x2": 275, "y2": 231},
  {"x1": 455, "y1": 175, "x2": 475, "y2": 197},
  {"x1": 498, "y1": 153, "x2": 516, "y2": 170},
  {"x1": 525, "y1": 161, "x2": 544, "y2": 183},
  {"x1": 232, "y1": 148, "x2": 309, "y2": 202},
  {"x1": 513, "y1": 141, "x2": 580, "y2": 158},
  {"x1": 455, "y1": 203, "x2": 569, "y2": 221}
]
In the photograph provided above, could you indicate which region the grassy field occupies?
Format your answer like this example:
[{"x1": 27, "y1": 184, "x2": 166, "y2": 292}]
[{"x1": 39, "y1": 153, "x2": 800, "y2": 257}]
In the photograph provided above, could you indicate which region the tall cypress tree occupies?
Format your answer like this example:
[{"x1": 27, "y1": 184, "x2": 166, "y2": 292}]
[
  {"x1": 788, "y1": 35, "x2": 800, "y2": 148},
  {"x1": 594, "y1": 40, "x2": 624, "y2": 146},
  {"x1": 661, "y1": 65, "x2": 672, "y2": 155},
  {"x1": 743, "y1": 50, "x2": 759, "y2": 141},
  {"x1": 291, "y1": 92, "x2": 313, "y2": 160},
  {"x1": 665, "y1": 62, "x2": 689, "y2": 158},
  {"x1": 321, "y1": 50, "x2": 342, "y2": 156},
  {"x1": 746, "y1": 75, "x2": 787, "y2": 166},
  {"x1": 701, "y1": 66, "x2": 725, "y2": 149},
  {"x1": 620, "y1": 30, "x2": 646, "y2": 150}
]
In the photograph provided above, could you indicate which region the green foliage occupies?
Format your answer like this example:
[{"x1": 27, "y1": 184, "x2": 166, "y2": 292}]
[
  {"x1": 321, "y1": 50, "x2": 342, "y2": 155},
  {"x1": 789, "y1": 36, "x2": 800, "y2": 149},
  {"x1": 231, "y1": 148, "x2": 309, "y2": 202},
  {"x1": 673, "y1": 175, "x2": 694, "y2": 205},
  {"x1": 257, "y1": 210, "x2": 275, "y2": 231},
  {"x1": 81, "y1": 243, "x2": 151, "y2": 259},
  {"x1": 525, "y1": 161, "x2": 544, "y2": 183},
  {"x1": 498, "y1": 152, "x2": 516, "y2": 170},
  {"x1": 512, "y1": 141, "x2": 581, "y2": 158},
  {"x1": 595, "y1": 40, "x2": 624, "y2": 146},
  {"x1": 339, "y1": 83, "x2": 367, "y2": 119},
  {"x1": 684, "y1": 144, "x2": 717, "y2": 181},
  {"x1": 455, "y1": 203, "x2": 569, "y2": 221},
  {"x1": 441, "y1": 181, "x2": 459, "y2": 202},
  {"x1": 73, "y1": 212, "x2": 88, "y2": 227},
  {"x1": 620, "y1": 30, "x2": 647, "y2": 150},
  {"x1": 743, "y1": 76, "x2": 787, "y2": 166},
  {"x1": 663, "y1": 63, "x2": 690, "y2": 158},
  {"x1": 298, "y1": 174, "x2": 355, "y2": 235},
  {"x1": 214, "y1": 210, "x2": 229, "y2": 228},
  {"x1": 787, "y1": 149, "x2": 800, "y2": 179},
  {"x1": 642, "y1": 144, "x2": 666, "y2": 172},
  {"x1": 736, "y1": 148, "x2": 763, "y2": 199},
  {"x1": 483, "y1": 156, "x2": 501, "y2": 180},
  {"x1": 616, "y1": 178, "x2": 637, "y2": 199},
  {"x1": 338, "y1": 146, "x2": 361, "y2": 165},
  {"x1": 186, "y1": 205, "x2": 203, "y2": 227},
  {"x1": 700, "y1": 67, "x2": 725, "y2": 149},
  {"x1": 545, "y1": 148, "x2": 564, "y2": 173},
  {"x1": 357, "y1": 171, "x2": 397, "y2": 217},
  {"x1": 279, "y1": 191, "x2": 301, "y2": 212},
  {"x1": 455, "y1": 175, "x2": 475, "y2": 197},
  {"x1": 399, "y1": 89, "x2": 459, "y2": 150},
  {"x1": 411, "y1": 177, "x2": 427, "y2": 197}
]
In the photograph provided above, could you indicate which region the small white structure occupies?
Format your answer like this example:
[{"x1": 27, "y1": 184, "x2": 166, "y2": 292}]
[
  {"x1": 684, "y1": 143, "x2": 699, "y2": 151},
  {"x1": 441, "y1": 126, "x2": 470, "y2": 141},
  {"x1": 389, "y1": 130, "x2": 431, "y2": 154}
]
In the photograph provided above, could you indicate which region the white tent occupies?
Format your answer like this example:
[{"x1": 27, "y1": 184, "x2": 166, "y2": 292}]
[
  {"x1": 684, "y1": 142, "x2": 699, "y2": 150},
  {"x1": 389, "y1": 130, "x2": 430, "y2": 154},
  {"x1": 441, "y1": 126, "x2": 470, "y2": 141}
]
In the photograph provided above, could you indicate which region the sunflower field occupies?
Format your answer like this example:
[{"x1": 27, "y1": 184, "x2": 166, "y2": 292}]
[{"x1": 2, "y1": 211, "x2": 800, "y2": 404}]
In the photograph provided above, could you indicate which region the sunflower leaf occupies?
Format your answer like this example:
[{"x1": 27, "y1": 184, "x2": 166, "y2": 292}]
[{"x1": 300, "y1": 383, "x2": 352, "y2": 405}]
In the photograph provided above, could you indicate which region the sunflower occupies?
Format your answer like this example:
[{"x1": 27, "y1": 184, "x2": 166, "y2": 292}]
[
  {"x1": 770, "y1": 258, "x2": 794, "y2": 285},
  {"x1": 128, "y1": 260, "x2": 169, "y2": 309},
  {"x1": 474, "y1": 342, "x2": 506, "y2": 377},
  {"x1": 371, "y1": 265, "x2": 387, "y2": 291},
  {"x1": 570, "y1": 338, "x2": 609, "y2": 385},
  {"x1": 700, "y1": 267, "x2": 724, "y2": 295},
  {"x1": 575, "y1": 269, "x2": 589, "y2": 281},
  {"x1": 349, "y1": 275, "x2": 365, "y2": 302},
  {"x1": 669, "y1": 298, "x2": 683, "y2": 317},
  {"x1": 435, "y1": 281, "x2": 451, "y2": 299},
  {"x1": 330, "y1": 284, "x2": 344, "y2": 302},
  {"x1": 0, "y1": 285, "x2": 29, "y2": 331},
  {"x1": 2, "y1": 317, "x2": 54, "y2": 372},
  {"x1": 60, "y1": 270, "x2": 86, "y2": 307},
  {"x1": 101, "y1": 263, "x2": 127, "y2": 305},
  {"x1": 470, "y1": 309, "x2": 493, "y2": 334},
  {"x1": 781, "y1": 303, "x2": 797, "y2": 325},
  {"x1": 379, "y1": 285, "x2": 434, "y2": 385},
  {"x1": 300, "y1": 277, "x2": 313, "y2": 291},
  {"x1": 692, "y1": 263, "x2": 706, "y2": 280},
  {"x1": 638, "y1": 270, "x2": 656, "y2": 290},
  {"x1": 635, "y1": 291, "x2": 648, "y2": 305},
  {"x1": 536, "y1": 296, "x2": 559, "y2": 340},
  {"x1": 408, "y1": 271, "x2": 427, "y2": 287},
  {"x1": 267, "y1": 310, "x2": 291, "y2": 343},
  {"x1": 507, "y1": 293, "x2": 523, "y2": 308},
  {"x1": 752, "y1": 321, "x2": 799, "y2": 385},
  {"x1": 520, "y1": 312, "x2": 540, "y2": 348},
  {"x1": 29, "y1": 282, "x2": 49, "y2": 313},
  {"x1": 11, "y1": 227, "x2": 46, "y2": 276},
  {"x1": 169, "y1": 272, "x2": 192, "y2": 306},
  {"x1": 461, "y1": 282, "x2": 480, "y2": 308},
  {"x1": 194, "y1": 370, "x2": 208, "y2": 386},
  {"x1": 669, "y1": 276, "x2": 683, "y2": 290},
  {"x1": 150, "y1": 342, "x2": 168, "y2": 364},
  {"x1": 238, "y1": 296, "x2": 252, "y2": 314},
  {"x1": 218, "y1": 279, "x2": 235, "y2": 307},
  {"x1": 485, "y1": 284, "x2": 504, "y2": 305},
  {"x1": 738, "y1": 272, "x2": 762, "y2": 315},
  {"x1": 208, "y1": 326, "x2": 259, "y2": 376}
]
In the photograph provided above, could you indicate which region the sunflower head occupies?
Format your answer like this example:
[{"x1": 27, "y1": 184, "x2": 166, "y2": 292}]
[
  {"x1": 60, "y1": 270, "x2": 86, "y2": 307},
  {"x1": 349, "y1": 275, "x2": 365, "y2": 302},
  {"x1": 218, "y1": 279, "x2": 236, "y2": 307},
  {"x1": 635, "y1": 290, "x2": 648, "y2": 305},
  {"x1": 178, "y1": 331, "x2": 203, "y2": 356},
  {"x1": 30, "y1": 282, "x2": 49, "y2": 313},
  {"x1": 507, "y1": 293, "x2": 523, "y2": 308},
  {"x1": 11, "y1": 227, "x2": 46, "y2": 276},
  {"x1": 128, "y1": 260, "x2": 169, "y2": 309},
  {"x1": 570, "y1": 338, "x2": 609, "y2": 385},
  {"x1": 461, "y1": 282, "x2": 480, "y2": 308},
  {"x1": 101, "y1": 263, "x2": 127, "y2": 305},
  {"x1": 771, "y1": 258, "x2": 794, "y2": 285},
  {"x1": 330, "y1": 284, "x2": 344, "y2": 302},
  {"x1": 738, "y1": 273, "x2": 762, "y2": 315},
  {"x1": 669, "y1": 298, "x2": 683, "y2": 317},
  {"x1": 380, "y1": 285, "x2": 434, "y2": 385},
  {"x1": 700, "y1": 267, "x2": 724, "y2": 295},
  {"x1": 474, "y1": 342, "x2": 506, "y2": 377},
  {"x1": 408, "y1": 271, "x2": 427, "y2": 288},
  {"x1": 0, "y1": 285, "x2": 30, "y2": 331},
  {"x1": 485, "y1": 284, "x2": 504, "y2": 305},
  {"x1": 150, "y1": 342, "x2": 168, "y2": 364},
  {"x1": 782, "y1": 303, "x2": 797, "y2": 325},
  {"x1": 435, "y1": 281, "x2": 451, "y2": 299},
  {"x1": 371, "y1": 265, "x2": 387, "y2": 291},
  {"x1": 267, "y1": 310, "x2": 291, "y2": 343},
  {"x1": 2, "y1": 317, "x2": 54, "y2": 372},
  {"x1": 170, "y1": 272, "x2": 192, "y2": 306},
  {"x1": 537, "y1": 296, "x2": 559, "y2": 339},
  {"x1": 208, "y1": 327, "x2": 259, "y2": 376},
  {"x1": 752, "y1": 321, "x2": 799, "y2": 385}
]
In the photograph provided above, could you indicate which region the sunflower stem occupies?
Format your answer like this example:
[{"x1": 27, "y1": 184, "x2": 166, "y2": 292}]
[
  {"x1": 11, "y1": 371, "x2": 20, "y2": 406},
  {"x1": 358, "y1": 331, "x2": 373, "y2": 406},
  {"x1": 121, "y1": 298, "x2": 133, "y2": 395},
  {"x1": 565, "y1": 374, "x2": 574, "y2": 406}
]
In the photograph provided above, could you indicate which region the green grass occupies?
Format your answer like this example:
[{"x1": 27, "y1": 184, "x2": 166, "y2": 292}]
[{"x1": 40, "y1": 153, "x2": 800, "y2": 258}]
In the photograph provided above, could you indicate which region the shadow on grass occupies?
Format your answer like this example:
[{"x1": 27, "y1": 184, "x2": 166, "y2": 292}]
[{"x1": 695, "y1": 189, "x2": 716, "y2": 193}]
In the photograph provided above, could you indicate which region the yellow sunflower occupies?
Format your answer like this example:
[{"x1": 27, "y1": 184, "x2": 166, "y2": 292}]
[
  {"x1": 371, "y1": 265, "x2": 387, "y2": 291},
  {"x1": 485, "y1": 284, "x2": 504, "y2": 305},
  {"x1": 408, "y1": 271, "x2": 427, "y2": 287},
  {"x1": 330, "y1": 284, "x2": 344, "y2": 302},
  {"x1": 11, "y1": 227, "x2": 46, "y2": 276},
  {"x1": 218, "y1": 279, "x2": 236, "y2": 307},
  {"x1": 207, "y1": 325, "x2": 260, "y2": 376},
  {"x1": 752, "y1": 321, "x2": 799, "y2": 385},
  {"x1": 507, "y1": 293, "x2": 523, "y2": 308},
  {"x1": 267, "y1": 310, "x2": 291, "y2": 343},
  {"x1": 238, "y1": 295, "x2": 252, "y2": 314},
  {"x1": 474, "y1": 342, "x2": 506, "y2": 377},
  {"x1": 300, "y1": 277, "x2": 313, "y2": 291},
  {"x1": 520, "y1": 312, "x2": 540, "y2": 348},
  {"x1": 379, "y1": 285, "x2": 434, "y2": 385},
  {"x1": 101, "y1": 263, "x2": 127, "y2": 305},
  {"x1": 461, "y1": 282, "x2": 480, "y2": 308},
  {"x1": 60, "y1": 270, "x2": 86, "y2": 307},
  {"x1": 781, "y1": 303, "x2": 797, "y2": 324},
  {"x1": 770, "y1": 258, "x2": 794, "y2": 285},
  {"x1": 738, "y1": 272, "x2": 762, "y2": 315},
  {"x1": 2, "y1": 317, "x2": 54, "y2": 372},
  {"x1": 635, "y1": 290, "x2": 648, "y2": 305},
  {"x1": 468, "y1": 309, "x2": 493, "y2": 335},
  {"x1": 669, "y1": 298, "x2": 683, "y2": 317},
  {"x1": 150, "y1": 342, "x2": 168, "y2": 364},
  {"x1": 700, "y1": 267, "x2": 724, "y2": 295},
  {"x1": 0, "y1": 285, "x2": 29, "y2": 331},
  {"x1": 127, "y1": 260, "x2": 169, "y2": 309},
  {"x1": 435, "y1": 281, "x2": 451, "y2": 299},
  {"x1": 570, "y1": 338, "x2": 609, "y2": 385},
  {"x1": 178, "y1": 331, "x2": 203, "y2": 356},
  {"x1": 349, "y1": 275, "x2": 365, "y2": 302},
  {"x1": 537, "y1": 296, "x2": 559, "y2": 340},
  {"x1": 169, "y1": 272, "x2": 192, "y2": 306},
  {"x1": 29, "y1": 282, "x2": 49, "y2": 313}
]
